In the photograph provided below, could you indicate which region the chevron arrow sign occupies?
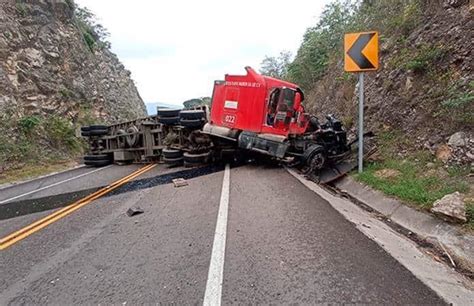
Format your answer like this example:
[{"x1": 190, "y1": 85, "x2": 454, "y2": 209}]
[{"x1": 344, "y1": 31, "x2": 379, "y2": 72}]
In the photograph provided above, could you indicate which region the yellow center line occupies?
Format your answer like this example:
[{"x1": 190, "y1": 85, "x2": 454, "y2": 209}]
[{"x1": 0, "y1": 164, "x2": 157, "y2": 250}]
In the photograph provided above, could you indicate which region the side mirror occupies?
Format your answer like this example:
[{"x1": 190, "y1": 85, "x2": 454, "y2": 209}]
[{"x1": 294, "y1": 92, "x2": 302, "y2": 111}]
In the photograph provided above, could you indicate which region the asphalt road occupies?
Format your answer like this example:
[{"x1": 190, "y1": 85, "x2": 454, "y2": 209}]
[{"x1": 0, "y1": 162, "x2": 447, "y2": 304}]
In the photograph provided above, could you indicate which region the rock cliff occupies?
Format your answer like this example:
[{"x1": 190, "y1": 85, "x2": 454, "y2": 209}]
[
  {"x1": 1, "y1": 0, "x2": 146, "y2": 121},
  {"x1": 0, "y1": 0, "x2": 146, "y2": 168}
]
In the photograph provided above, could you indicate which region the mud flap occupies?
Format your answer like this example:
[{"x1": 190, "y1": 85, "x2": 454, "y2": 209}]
[
  {"x1": 317, "y1": 161, "x2": 357, "y2": 184},
  {"x1": 313, "y1": 144, "x2": 377, "y2": 184}
]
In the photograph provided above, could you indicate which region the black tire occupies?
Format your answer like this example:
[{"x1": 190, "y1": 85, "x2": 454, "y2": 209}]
[
  {"x1": 183, "y1": 151, "x2": 210, "y2": 164},
  {"x1": 179, "y1": 110, "x2": 205, "y2": 120},
  {"x1": 163, "y1": 148, "x2": 183, "y2": 159},
  {"x1": 80, "y1": 126, "x2": 90, "y2": 137},
  {"x1": 158, "y1": 116, "x2": 180, "y2": 125},
  {"x1": 84, "y1": 154, "x2": 112, "y2": 161},
  {"x1": 303, "y1": 145, "x2": 326, "y2": 170},
  {"x1": 89, "y1": 125, "x2": 108, "y2": 131},
  {"x1": 184, "y1": 160, "x2": 205, "y2": 168},
  {"x1": 180, "y1": 118, "x2": 204, "y2": 128},
  {"x1": 163, "y1": 156, "x2": 184, "y2": 165},
  {"x1": 84, "y1": 159, "x2": 112, "y2": 167},
  {"x1": 157, "y1": 108, "x2": 181, "y2": 117},
  {"x1": 89, "y1": 129, "x2": 108, "y2": 136}
]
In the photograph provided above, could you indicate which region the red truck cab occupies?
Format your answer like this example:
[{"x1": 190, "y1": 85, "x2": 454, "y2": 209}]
[{"x1": 207, "y1": 67, "x2": 309, "y2": 138}]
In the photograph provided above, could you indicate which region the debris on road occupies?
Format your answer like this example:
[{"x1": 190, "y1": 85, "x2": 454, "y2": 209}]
[
  {"x1": 172, "y1": 178, "x2": 188, "y2": 187},
  {"x1": 126, "y1": 206, "x2": 144, "y2": 217}
]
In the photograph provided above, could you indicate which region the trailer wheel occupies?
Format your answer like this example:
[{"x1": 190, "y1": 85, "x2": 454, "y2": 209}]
[
  {"x1": 163, "y1": 156, "x2": 184, "y2": 166},
  {"x1": 125, "y1": 126, "x2": 139, "y2": 147},
  {"x1": 84, "y1": 159, "x2": 112, "y2": 167},
  {"x1": 179, "y1": 110, "x2": 205, "y2": 120},
  {"x1": 81, "y1": 126, "x2": 91, "y2": 137},
  {"x1": 158, "y1": 116, "x2": 180, "y2": 125},
  {"x1": 89, "y1": 125, "x2": 108, "y2": 130},
  {"x1": 180, "y1": 118, "x2": 204, "y2": 128},
  {"x1": 163, "y1": 148, "x2": 183, "y2": 159},
  {"x1": 84, "y1": 154, "x2": 112, "y2": 161},
  {"x1": 183, "y1": 151, "x2": 210, "y2": 165},
  {"x1": 157, "y1": 108, "x2": 181, "y2": 117}
]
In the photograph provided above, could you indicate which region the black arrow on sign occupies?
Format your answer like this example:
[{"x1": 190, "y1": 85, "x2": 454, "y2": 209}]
[{"x1": 347, "y1": 33, "x2": 376, "y2": 69}]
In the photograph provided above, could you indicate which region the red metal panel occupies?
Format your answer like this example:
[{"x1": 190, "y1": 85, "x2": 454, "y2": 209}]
[{"x1": 209, "y1": 67, "x2": 308, "y2": 138}]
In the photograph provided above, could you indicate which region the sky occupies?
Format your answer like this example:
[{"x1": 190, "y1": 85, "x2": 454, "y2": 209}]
[{"x1": 75, "y1": 0, "x2": 330, "y2": 107}]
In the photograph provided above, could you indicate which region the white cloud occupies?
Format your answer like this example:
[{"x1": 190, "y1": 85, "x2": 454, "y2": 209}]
[{"x1": 75, "y1": 0, "x2": 330, "y2": 106}]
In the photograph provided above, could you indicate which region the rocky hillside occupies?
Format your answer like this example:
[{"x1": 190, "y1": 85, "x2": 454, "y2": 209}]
[
  {"x1": 301, "y1": 0, "x2": 473, "y2": 166},
  {"x1": 0, "y1": 0, "x2": 146, "y2": 170}
]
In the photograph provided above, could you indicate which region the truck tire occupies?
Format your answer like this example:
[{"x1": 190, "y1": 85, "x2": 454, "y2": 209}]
[
  {"x1": 303, "y1": 145, "x2": 326, "y2": 170},
  {"x1": 180, "y1": 118, "x2": 204, "y2": 128},
  {"x1": 157, "y1": 108, "x2": 181, "y2": 117},
  {"x1": 163, "y1": 156, "x2": 184, "y2": 166},
  {"x1": 162, "y1": 148, "x2": 183, "y2": 159},
  {"x1": 84, "y1": 154, "x2": 112, "y2": 161},
  {"x1": 158, "y1": 116, "x2": 180, "y2": 125},
  {"x1": 89, "y1": 125, "x2": 108, "y2": 130},
  {"x1": 179, "y1": 110, "x2": 205, "y2": 120},
  {"x1": 183, "y1": 151, "x2": 210, "y2": 164},
  {"x1": 81, "y1": 126, "x2": 90, "y2": 137},
  {"x1": 89, "y1": 129, "x2": 108, "y2": 136},
  {"x1": 84, "y1": 159, "x2": 112, "y2": 167}
]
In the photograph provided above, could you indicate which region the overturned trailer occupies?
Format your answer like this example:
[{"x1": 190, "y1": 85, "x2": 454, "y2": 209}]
[{"x1": 81, "y1": 67, "x2": 366, "y2": 183}]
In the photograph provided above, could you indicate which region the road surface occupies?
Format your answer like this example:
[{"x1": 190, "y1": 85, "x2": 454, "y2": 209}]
[{"x1": 0, "y1": 162, "x2": 456, "y2": 304}]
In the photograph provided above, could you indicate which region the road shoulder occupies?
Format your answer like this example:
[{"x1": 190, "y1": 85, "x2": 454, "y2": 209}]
[{"x1": 287, "y1": 168, "x2": 474, "y2": 305}]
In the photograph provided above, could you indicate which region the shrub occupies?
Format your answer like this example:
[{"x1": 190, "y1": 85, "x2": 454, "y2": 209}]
[
  {"x1": 404, "y1": 45, "x2": 447, "y2": 73},
  {"x1": 18, "y1": 116, "x2": 41, "y2": 135},
  {"x1": 74, "y1": 6, "x2": 110, "y2": 52},
  {"x1": 15, "y1": 2, "x2": 27, "y2": 17},
  {"x1": 43, "y1": 116, "x2": 82, "y2": 152}
]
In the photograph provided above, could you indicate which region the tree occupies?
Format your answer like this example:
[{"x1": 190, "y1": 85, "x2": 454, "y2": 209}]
[{"x1": 259, "y1": 51, "x2": 292, "y2": 79}]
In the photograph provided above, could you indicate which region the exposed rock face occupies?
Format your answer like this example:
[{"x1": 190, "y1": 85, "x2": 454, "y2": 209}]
[
  {"x1": 0, "y1": 0, "x2": 146, "y2": 122},
  {"x1": 431, "y1": 192, "x2": 467, "y2": 223}
]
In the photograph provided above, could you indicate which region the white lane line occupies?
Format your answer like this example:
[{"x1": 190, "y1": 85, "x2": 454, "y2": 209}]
[
  {"x1": 0, "y1": 165, "x2": 113, "y2": 204},
  {"x1": 203, "y1": 164, "x2": 230, "y2": 306}
]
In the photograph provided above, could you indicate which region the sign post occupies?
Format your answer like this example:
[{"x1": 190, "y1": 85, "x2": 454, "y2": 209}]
[
  {"x1": 358, "y1": 72, "x2": 364, "y2": 173},
  {"x1": 344, "y1": 31, "x2": 379, "y2": 173}
]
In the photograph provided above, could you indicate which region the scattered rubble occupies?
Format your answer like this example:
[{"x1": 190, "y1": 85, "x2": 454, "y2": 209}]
[
  {"x1": 435, "y1": 144, "x2": 452, "y2": 163},
  {"x1": 448, "y1": 132, "x2": 467, "y2": 147},
  {"x1": 172, "y1": 178, "x2": 188, "y2": 187},
  {"x1": 431, "y1": 192, "x2": 467, "y2": 223},
  {"x1": 126, "y1": 206, "x2": 144, "y2": 217}
]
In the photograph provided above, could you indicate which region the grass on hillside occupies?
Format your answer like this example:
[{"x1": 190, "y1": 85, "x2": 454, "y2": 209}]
[
  {"x1": 0, "y1": 160, "x2": 79, "y2": 185},
  {"x1": 353, "y1": 131, "x2": 473, "y2": 229}
]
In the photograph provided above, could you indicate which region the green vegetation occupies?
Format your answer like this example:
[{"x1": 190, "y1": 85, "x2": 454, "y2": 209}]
[
  {"x1": 259, "y1": 51, "x2": 292, "y2": 80},
  {"x1": 0, "y1": 108, "x2": 86, "y2": 176},
  {"x1": 355, "y1": 159, "x2": 468, "y2": 207},
  {"x1": 354, "y1": 131, "x2": 470, "y2": 225},
  {"x1": 72, "y1": 4, "x2": 111, "y2": 51},
  {"x1": 437, "y1": 80, "x2": 474, "y2": 124},
  {"x1": 403, "y1": 44, "x2": 448, "y2": 73},
  {"x1": 15, "y1": 1, "x2": 27, "y2": 17},
  {"x1": 267, "y1": 0, "x2": 423, "y2": 90}
]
